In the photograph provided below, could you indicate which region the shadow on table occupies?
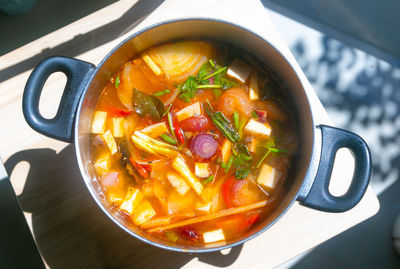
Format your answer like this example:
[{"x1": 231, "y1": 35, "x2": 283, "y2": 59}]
[
  {"x1": 0, "y1": 0, "x2": 165, "y2": 83},
  {"x1": 4, "y1": 145, "x2": 243, "y2": 269}
]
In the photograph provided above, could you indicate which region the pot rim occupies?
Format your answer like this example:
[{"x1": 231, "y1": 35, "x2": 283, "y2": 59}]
[{"x1": 74, "y1": 17, "x2": 316, "y2": 253}]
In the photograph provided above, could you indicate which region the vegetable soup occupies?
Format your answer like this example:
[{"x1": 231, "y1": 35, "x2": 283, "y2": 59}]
[{"x1": 90, "y1": 40, "x2": 299, "y2": 245}]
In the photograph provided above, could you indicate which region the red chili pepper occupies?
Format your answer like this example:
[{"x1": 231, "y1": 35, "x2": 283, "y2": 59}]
[
  {"x1": 222, "y1": 177, "x2": 235, "y2": 208},
  {"x1": 173, "y1": 118, "x2": 185, "y2": 144},
  {"x1": 105, "y1": 107, "x2": 132, "y2": 117},
  {"x1": 129, "y1": 158, "x2": 150, "y2": 178}
]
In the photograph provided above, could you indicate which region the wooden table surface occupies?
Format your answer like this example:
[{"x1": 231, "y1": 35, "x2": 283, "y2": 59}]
[{"x1": 0, "y1": 0, "x2": 380, "y2": 268}]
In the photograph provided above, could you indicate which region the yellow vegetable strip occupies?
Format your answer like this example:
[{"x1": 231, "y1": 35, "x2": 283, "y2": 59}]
[
  {"x1": 147, "y1": 199, "x2": 271, "y2": 233},
  {"x1": 172, "y1": 154, "x2": 203, "y2": 195},
  {"x1": 134, "y1": 131, "x2": 177, "y2": 150}
]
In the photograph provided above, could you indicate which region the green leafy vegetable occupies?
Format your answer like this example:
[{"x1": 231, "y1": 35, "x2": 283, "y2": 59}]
[
  {"x1": 178, "y1": 76, "x2": 198, "y2": 102},
  {"x1": 202, "y1": 67, "x2": 227, "y2": 81},
  {"x1": 153, "y1": 89, "x2": 170, "y2": 97},
  {"x1": 132, "y1": 88, "x2": 164, "y2": 121},
  {"x1": 204, "y1": 102, "x2": 240, "y2": 142},
  {"x1": 235, "y1": 167, "x2": 251, "y2": 179},
  {"x1": 252, "y1": 111, "x2": 258, "y2": 118},
  {"x1": 115, "y1": 75, "x2": 120, "y2": 88},
  {"x1": 178, "y1": 60, "x2": 235, "y2": 102}
]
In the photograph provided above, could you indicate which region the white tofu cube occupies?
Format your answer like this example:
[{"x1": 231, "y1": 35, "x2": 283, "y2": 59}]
[
  {"x1": 112, "y1": 117, "x2": 125, "y2": 138},
  {"x1": 244, "y1": 119, "x2": 271, "y2": 138},
  {"x1": 132, "y1": 200, "x2": 156, "y2": 226},
  {"x1": 119, "y1": 188, "x2": 143, "y2": 214},
  {"x1": 203, "y1": 229, "x2": 226, "y2": 243},
  {"x1": 140, "y1": 122, "x2": 168, "y2": 138},
  {"x1": 101, "y1": 130, "x2": 118, "y2": 155},
  {"x1": 249, "y1": 72, "x2": 260, "y2": 101},
  {"x1": 91, "y1": 111, "x2": 107, "y2": 134},
  {"x1": 167, "y1": 172, "x2": 190, "y2": 195},
  {"x1": 257, "y1": 164, "x2": 282, "y2": 189},
  {"x1": 195, "y1": 163, "x2": 211, "y2": 178},
  {"x1": 176, "y1": 102, "x2": 201, "y2": 122},
  {"x1": 226, "y1": 58, "x2": 251, "y2": 83}
]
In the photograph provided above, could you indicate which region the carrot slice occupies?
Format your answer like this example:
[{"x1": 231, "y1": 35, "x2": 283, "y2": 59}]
[{"x1": 146, "y1": 199, "x2": 273, "y2": 233}]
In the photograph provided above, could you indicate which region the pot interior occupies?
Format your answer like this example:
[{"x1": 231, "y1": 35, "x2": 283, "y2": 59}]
[{"x1": 75, "y1": 18, "x2": 314, "y2": 252}]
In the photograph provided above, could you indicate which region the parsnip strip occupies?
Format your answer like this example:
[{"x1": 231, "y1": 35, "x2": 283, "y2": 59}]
[{"x1": 147, "y1": 199, "x2": 272, "y2": 233}]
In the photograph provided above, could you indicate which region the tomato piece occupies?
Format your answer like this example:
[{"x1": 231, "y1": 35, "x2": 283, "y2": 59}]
[
  {"x1": 216, "y1": 213, "x2": 260, "y2": 234},
  {"x1": 180, "y1": 116, "x2": 211, "y2": 132},
  {"x1": 129, "y1": 158, "x2": 150, "y2": 178},
  {"x1": 105, "y1": 106, "x2": 132, "y2": 117},
  {"x1": 222, "y1": 177, "x2": 235, "y2": 208},
  {"x1": 230, "y1": 179, "x2": 263, "y2": 207}
]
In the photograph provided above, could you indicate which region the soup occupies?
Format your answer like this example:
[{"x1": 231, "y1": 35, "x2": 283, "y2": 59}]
[{"x1": 90, "y1": 40, "x2": 299, "y2": 245}]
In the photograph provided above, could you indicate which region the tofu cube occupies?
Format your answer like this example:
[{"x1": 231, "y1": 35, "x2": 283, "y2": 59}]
[
  {"x1": 220, "y1": 139, "x2": 231, "y2": 163},
  {"x1": 91, "y1": 111, "x2": 107, "y2": 134},
  {"x1": 94, "y1": 154, "x2": 110, "y2": 176},
  {"x1": 102, "y1": 130, "x2": 118, "y2": 155},
  {"x1": 195, "y1": 163, "x2": 211, "y2": 178},
  {"x1": 167, "y1": 172, "x2": 190, "y2": 195},
  {"x1": 120, "y1": 187, "x2": 143, "y2": 214},
  {"x1": 112, "y1": 117, "x2": 125, "y2": 138},
  {"x1": 244, "y1": 119, "x2": 272, "y2": 138},
  {"x1": 140, "y1": 122, "x2": 168, "y2": 138},
  {"x1": 176, "y1": 102, "x2": 201, "y2": 122},
  {"x1": 257, "y1": 164, "x2": 282, "y2": 189},
  {"x1": 226, "y1": 58, "x2": 251, "y2": 83},
  {"x1": 203, "y1": 229, "x2": 226, "y2": 243},
  {"x1": 131, "y1": 200, "x2": 156, "y2": 226},
  {"x1": 249, "y1": 72, "x2": 260, "y2": 101}
]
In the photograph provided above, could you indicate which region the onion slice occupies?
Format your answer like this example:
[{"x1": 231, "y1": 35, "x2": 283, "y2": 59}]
[{"x1": 190, "y1": 134, "x2": 217, "y2": 159}]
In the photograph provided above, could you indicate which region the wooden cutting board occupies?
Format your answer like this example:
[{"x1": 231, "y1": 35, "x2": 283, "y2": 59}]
[{"x1": 0, "y1": 0, "x2": 379, "y2": 268}]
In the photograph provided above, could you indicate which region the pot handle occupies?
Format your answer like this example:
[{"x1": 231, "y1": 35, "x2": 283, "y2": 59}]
[
  {"x1": 23, "y1": 56, "x2": 95, "y2": 143},
  {"x1": 299, "y1": 125, "x2": 371, "y2": 212}
]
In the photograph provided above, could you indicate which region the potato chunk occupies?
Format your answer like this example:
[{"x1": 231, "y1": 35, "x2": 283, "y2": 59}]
[
  {"x1": 176, "y1": 102, "x2": 201, "y2": 122},
  {"x1": 140, "y1": 122, "x2": 168, "y2": 138},
  {"x1": 112, "y1": 117, "x2": 125, "y2": 138},
  {"x1": 195, "y1": 163, "x2": 211, "y2": 178},
  {"x1": 167, "y1": 172, "x2": 191, "y2": 195},
  {"x1": 102, "y1": 130, "x2": 118, "y2": 155},
  {"x1": 132, "y1": 200, "x2": 156, "y2": 226},
  {"x1": 94, "y1": 154, "x2": 110, "y2": 176},
  {"x1": 91, "y1": 111, "x2": 107, "y2": 134},
  {"x1": 120, "y1": 188, "x2": 143, "y2": 215}
]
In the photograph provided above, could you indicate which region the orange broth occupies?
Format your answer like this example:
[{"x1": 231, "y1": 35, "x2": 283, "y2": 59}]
[{"x1": 90, "y1": 40, "x2": 299, "y2": 245}]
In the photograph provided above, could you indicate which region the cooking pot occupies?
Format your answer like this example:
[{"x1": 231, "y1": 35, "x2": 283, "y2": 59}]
[{"x1": 22, "y1": 18, "x2": 371, "y2": 252}]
